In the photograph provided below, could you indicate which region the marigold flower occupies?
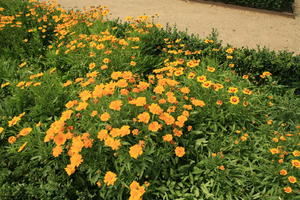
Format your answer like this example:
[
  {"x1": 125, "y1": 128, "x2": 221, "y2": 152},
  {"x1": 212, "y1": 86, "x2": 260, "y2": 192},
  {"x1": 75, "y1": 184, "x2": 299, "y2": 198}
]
[
  {"x1": 163, "y1": 134, "x2": 173, "y2": 142},
  {"x1": 76, "y1": 102, "x2": 89, "y2": 111},
  {"x1": 218, "y1": 165, "x2": 225, "y2": 170},
  {"x1": 270, "y1": 148, "x2": 280, "y2": 154},
  {"x1": 104, "y1": 137, "x2": 121, "y2": 150},
  {"x1": 137, "y1": 112, "x2": 150, "y2": 124},
  {"x1": 17, "y1": 142, "x2": 28, "y2": 152},
  {"x1": 129, "y1": 97, "x2": 147, "y2": 106},
  {"x1": 65, "y1": 164, "x2": 75, "y2": 176},
  {"x1": 109, "y1": 100, "x2": 123, "y2": 111},
  {"x1": 175, "y1": 146, "x2": 185, "y2": 157},
  {"x1": 8, "y1": 136, "x2": 17, "y2": 144},
  {"x1": 191, "y1": 99, "x2": 205, "y2": 107},
  {"x1": 63, "y1": 80, "x2": 72, "y2": 87},
  {"x1": 149, "y1": 103, "x2": 163, "y2": 115},
  {"x1": 104, "y1": 171, "x2": 117, "y2": 186},
  {"x1": 283, "y1": 186, "x2": 292, "y2": 193},
  {"x1": 52, "y1": 145, "x2": 63, "y2": 157},
  {"x1": 129, "y1": 144, "x2": 143, "y2": 159},
  {"x1": 97, "y1": 130, "x2": 109, "y2": 141},
  {"x1": 279, "y1": 169, "x2": 287, "y2": 176},
  {"x1": 100, "y1": 112, "x2": 110, "y2": 121},
  {"x1": 129, "y1": 181, "x2": 146, "y2": 200},
  {"x1": 148, "y1": 121, "x2": 162, "y2": 132},
  {"x1": 18, "y1": 127, "x2": 32, "y2": 137}
]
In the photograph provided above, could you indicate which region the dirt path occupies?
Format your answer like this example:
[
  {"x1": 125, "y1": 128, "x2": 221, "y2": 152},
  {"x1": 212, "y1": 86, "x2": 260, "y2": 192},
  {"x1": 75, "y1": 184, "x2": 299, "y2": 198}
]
[{"x1": 58, "y1": 0, "x2": 300, "y2": 54}]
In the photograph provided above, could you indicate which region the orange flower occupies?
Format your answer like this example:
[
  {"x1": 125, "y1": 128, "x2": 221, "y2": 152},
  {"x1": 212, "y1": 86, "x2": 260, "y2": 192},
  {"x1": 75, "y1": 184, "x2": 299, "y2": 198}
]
[
  {"x1": 180, "y1": 87, "x2": 190, "y2": 94},
  {"x1": 8, "y1": 136, "x2": 17, "y2": 144},
  {"x1": 175, "y1": 146, "x2": 185, "y2": 157},
  {"x1": 18, "y1": 127, "x2": 32, "y2": 137},
  {"x1": 65, "y1": 164, "x2": 75, "y2": 176},
  {"x1": 291, "y1": 160, "x2": 300, "y2": 168},
  {"x1": 279, "y1": 169, "x2": 287, "y2": 176},
  {"x1": 54, "y1": 132, "x2": 67, "y2": 146},
  {"x1": 76, "y1": 102, "x2": 89, "y2": 111},
  {"x1": 17, "y1": 142, "x2": 28, "y2": 152},
  {"x1": 104, "y1": 137, "x2": 121, "y2": 150},
  {"x1": 129, "y1": 97, "x2": 147, "y2": 106},
  {"x1": 148, "y1": 121, "x2": 162, "y2": 132},
  {"x1": 97, "y1": 130, "x2": 109, "y2": 141},
  {"x1": 129, "y1": 181, "x2": 146, "y2": 200},
  {"x1": 269, "y1": 148, "x2": 280, "y2": 154},
  {"x1": 148, "y1": 103, "x2": 163, "y2": 115},
  {"x1": 153, "y1": 85, "x2": 165, "y2": 94},
  {"x1": 100, "y1": 112, "x2": 110, "y2": 121},
  {"x1": 163, "y1": 134, "x2": 173, "y2": 142},
  {"x1": 109, "y1": 100, "x2": 123, "y2": 111},
  {"x1": 137, "y1": 112, "x2": 150, "y2": 124},
  {"x1": 52, "y1": 145, "x2": 63, "y2": 157},
  {"x1": 229, "y1": 96, "x2": 240, "y2": 105},
  {"x1": 104, "y1": 171, "x2": 117, "y2": 186},
  {"x1": 283, "y1": 186, "x2": 292, "y2": 193},
  {"x1": 129, "y1": 144, "x2": 143, "y2": 159},
  {"x1": 218, "y1": 165, "x2": 225, "y2": 170},
  {"x1": 292, "y1": 150, "x2": 300, "y2": 157},
  {"x1": 191, "y1": 99, "x2": 205, "y2": 107},
  {"x1": 70, "y1": 153, "x2": 83, "y2": 167},
  {"x1": 288, "y1": 176, "x2": 297, "y2": 184}
]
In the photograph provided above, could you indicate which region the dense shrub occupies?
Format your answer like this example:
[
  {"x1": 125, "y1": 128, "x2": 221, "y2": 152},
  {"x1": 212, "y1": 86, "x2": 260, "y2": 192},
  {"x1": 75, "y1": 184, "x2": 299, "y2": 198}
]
[{"x1": 208, "y1": 0, "x2": 294, "y2": 12}]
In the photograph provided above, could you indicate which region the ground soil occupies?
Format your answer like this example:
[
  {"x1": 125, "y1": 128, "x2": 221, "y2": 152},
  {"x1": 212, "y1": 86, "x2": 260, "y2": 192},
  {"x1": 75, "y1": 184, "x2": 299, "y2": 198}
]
[{"x1": 58, "y1": 0, "x2": 300, "y2": 54}]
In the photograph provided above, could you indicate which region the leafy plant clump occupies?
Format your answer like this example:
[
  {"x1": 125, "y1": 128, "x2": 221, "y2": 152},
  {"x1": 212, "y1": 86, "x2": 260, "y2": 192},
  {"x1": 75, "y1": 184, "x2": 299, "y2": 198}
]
[
  {"x1": 207, "y1": 0, "x2": 294, "y2": 12},
  {"x1": 0, "y1": 0, "x2": 299, "y2": 199}
]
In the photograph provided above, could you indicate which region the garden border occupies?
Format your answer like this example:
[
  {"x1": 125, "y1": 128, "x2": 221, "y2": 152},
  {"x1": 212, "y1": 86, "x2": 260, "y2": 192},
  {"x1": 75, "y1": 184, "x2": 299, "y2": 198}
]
[{"x1": 189, "y1": 0, "x2": 296, "y2": 19}]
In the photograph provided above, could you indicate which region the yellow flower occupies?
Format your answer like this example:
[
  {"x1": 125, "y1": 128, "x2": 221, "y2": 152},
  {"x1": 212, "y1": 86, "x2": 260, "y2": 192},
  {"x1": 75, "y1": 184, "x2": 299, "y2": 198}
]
[
  {"x1": 291, "y1": 160, "x2": 300, "y2": 168},
  {"x1": 292, "y1": 150, "x2": 300, "y2": 157},
  {"x1": 229, "y1": 96, "x2": 240, "y2": 105},
  {"x1": 196, "y1": 75, "x2": 206, "y2": 83},
  {"x1": 228, "y1": 87, "x2": 238, "y2": 93},
  {"x1": 104, "y1": 171, "x2": 117, "y2": 186},
  {"x1": 288, "y1": 176, "x2": 297, "y2": 184},
  {"x1": 0, "y1": 127, "x2": 4, "y2": 134},
  {"x1": 207, "y1": 66, "x2": 216, "y2": 72}
]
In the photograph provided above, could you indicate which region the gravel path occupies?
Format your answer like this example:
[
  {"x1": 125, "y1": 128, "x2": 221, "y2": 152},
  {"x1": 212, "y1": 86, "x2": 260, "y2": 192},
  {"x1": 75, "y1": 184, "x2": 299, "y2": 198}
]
[{"x1": 58, "y1": 0, "x2": 300, "y2": 54}]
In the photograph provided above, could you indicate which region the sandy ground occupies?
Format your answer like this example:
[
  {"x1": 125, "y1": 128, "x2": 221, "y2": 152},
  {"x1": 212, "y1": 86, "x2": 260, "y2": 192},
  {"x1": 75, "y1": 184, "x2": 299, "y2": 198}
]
[{"x1": 58, "y1": 0, "x2": 300, "y2": 54}]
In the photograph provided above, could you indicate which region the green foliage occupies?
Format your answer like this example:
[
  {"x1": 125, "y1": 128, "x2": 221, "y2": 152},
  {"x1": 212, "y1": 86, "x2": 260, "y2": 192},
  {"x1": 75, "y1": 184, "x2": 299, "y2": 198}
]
[{"x1": 210, "y1": 0, "x2": 294, "y2": 12}]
